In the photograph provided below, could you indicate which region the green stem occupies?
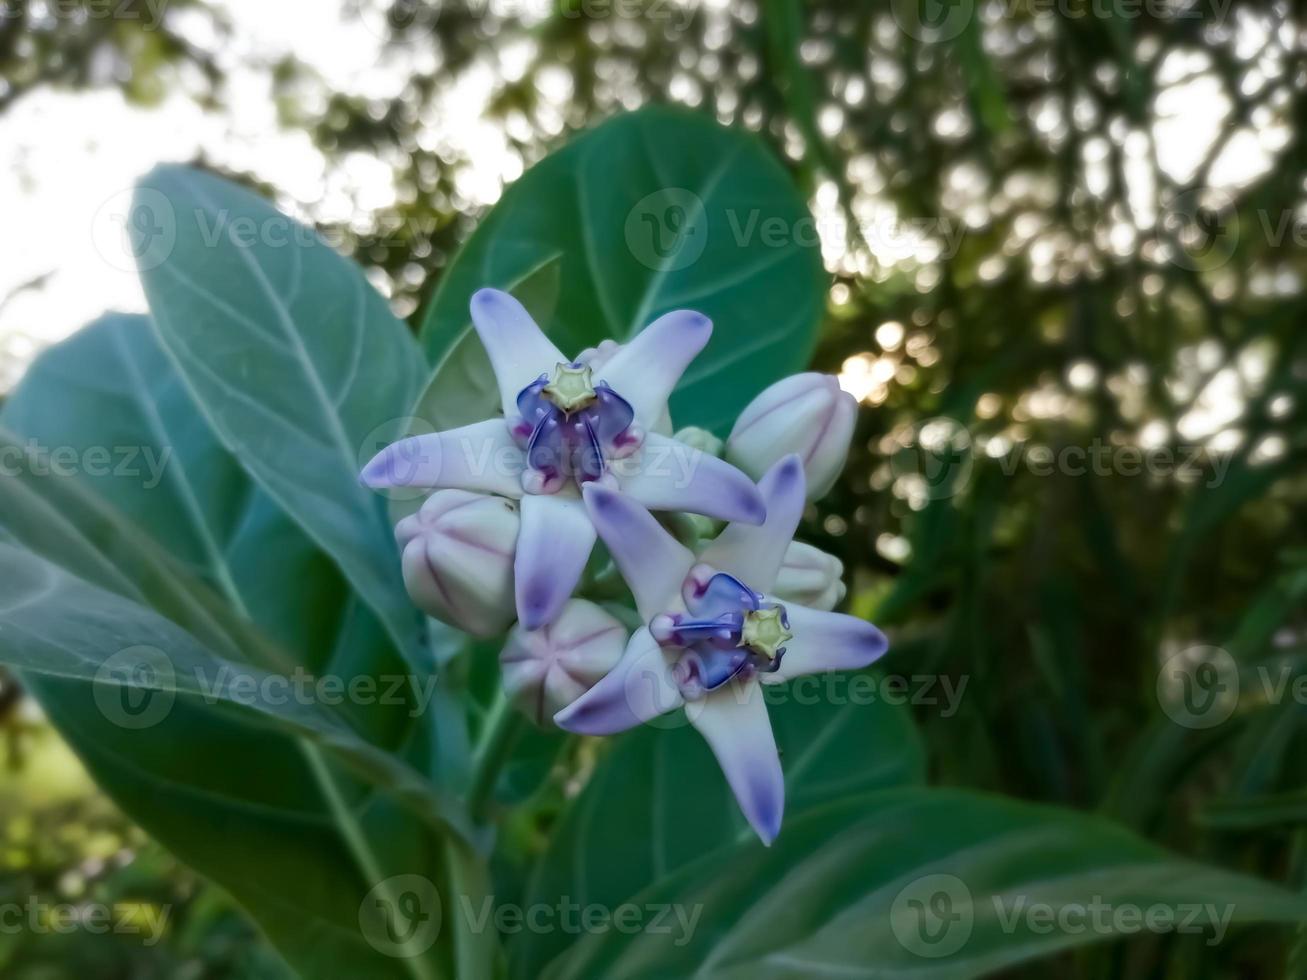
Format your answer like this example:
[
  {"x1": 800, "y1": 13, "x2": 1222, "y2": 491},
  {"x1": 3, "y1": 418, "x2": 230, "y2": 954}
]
[{"x1": 468, "y1": 692, "x2": 525, "y2": 823}]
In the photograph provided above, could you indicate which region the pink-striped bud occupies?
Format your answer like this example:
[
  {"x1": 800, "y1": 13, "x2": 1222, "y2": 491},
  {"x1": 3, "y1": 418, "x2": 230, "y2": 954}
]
[
  {"x1": 727, "y1": 373, "x2": 857, "y2": 500},
  {"x1": 773, "y1": 541, "x2": 846, "y2": 611},
  {"x1": 395, "y1": 490, "x2": 519, "y2": 637},
  {"x1": 500, "y1": 600, "x2": 628, "y2": 727}
]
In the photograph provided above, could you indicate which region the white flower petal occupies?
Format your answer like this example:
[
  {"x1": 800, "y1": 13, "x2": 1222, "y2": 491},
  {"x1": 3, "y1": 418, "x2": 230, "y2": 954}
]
[{"x1": 470, "y1": 288, "x2": 565, "y2": 418}]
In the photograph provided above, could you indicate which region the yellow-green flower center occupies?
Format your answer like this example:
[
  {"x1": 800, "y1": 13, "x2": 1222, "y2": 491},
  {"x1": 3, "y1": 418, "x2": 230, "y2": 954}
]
[
  {"x1": 741, "y1": 606, "x2": 792, "y2": 661},
  {"x1": 543, "y1": 362, "x2": 598, "y2": 413}
]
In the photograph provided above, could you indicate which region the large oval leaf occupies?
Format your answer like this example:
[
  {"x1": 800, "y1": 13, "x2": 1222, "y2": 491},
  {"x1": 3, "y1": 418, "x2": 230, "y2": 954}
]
[
  {"x1": 0, "y1": 540, "x2": 476, "y2": 980},
  {"x1": 3, "y1": 314, "x2": 368, "y2": 669},
  {"x1": 512, "y1": 690, "x2": 924, "y2": 976},
  {"x1": 417, "y1": 106, "x2": 825, "y2": 435},
  {"x1": 0, "y1": 319, "x2": 486, "y2": 980},
  {"x1": 131, "y1": 167, "x2": 426, "y2": 665},
  {"x1": 543, "y1": 788, "x2": 1307, "y2": 979}
]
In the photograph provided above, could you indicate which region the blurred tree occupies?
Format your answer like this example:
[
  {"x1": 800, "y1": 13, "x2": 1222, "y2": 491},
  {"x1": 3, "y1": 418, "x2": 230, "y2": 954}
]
[
  {"x1": 2, "y1": 0, "x2": 1307, "y2": 975},
  {"x1": 0, "y1": 0, "x2": 227, "y2": 113}
]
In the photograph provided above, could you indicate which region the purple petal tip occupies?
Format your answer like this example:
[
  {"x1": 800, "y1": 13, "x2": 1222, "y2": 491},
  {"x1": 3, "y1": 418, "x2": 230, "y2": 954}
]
[
  {"x1": 776, "y1": 454, "x2": 804, "y2": 485},
  {"x1": 684, "y1": 311, "x2": 711, "y2": 333},
  {"x1": 862, "y1": 623, "x2": 890, "y2": 663},
  {"x1": 582, "y1": 482, "x2": 620, "y2": 513},
  {"x1": 360, "y1": 450, "x2": 394, "y2": 488},
  {"x1": 518, "y1": 589, "x2": 554, "y2": 630},
  {"x1": 747, "y1": 772, "x2": 783, "y2": 845},
  {"x1": 552, "y1": 701, "x2": 586, "y2": 732},
  {"x1": 738, "y1": 485, "x2": 768, "y2": 525},
  {"x1": 552, "y1": 699, "x2": 611, "y2": 736}
]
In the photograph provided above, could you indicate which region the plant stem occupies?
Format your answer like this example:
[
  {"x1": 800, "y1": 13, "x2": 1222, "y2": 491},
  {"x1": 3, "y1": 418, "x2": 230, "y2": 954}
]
[{"x1": 468, "y1": 691, "x2": 524, "y2": 823}]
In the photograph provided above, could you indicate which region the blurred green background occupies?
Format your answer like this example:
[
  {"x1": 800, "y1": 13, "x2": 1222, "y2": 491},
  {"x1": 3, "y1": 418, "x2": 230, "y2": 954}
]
[{"x1": 2, "y1": 0, "x2": 1306, "y2": 975}]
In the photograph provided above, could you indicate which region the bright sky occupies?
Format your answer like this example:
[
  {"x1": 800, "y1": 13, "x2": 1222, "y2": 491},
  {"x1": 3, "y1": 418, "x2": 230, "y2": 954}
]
[
  {"x1": 0, "y1": 1, "x2": 1284, "y2": 406},
  {"x1": 0, "y1": 0, "x2": 527, "y2": 391}
]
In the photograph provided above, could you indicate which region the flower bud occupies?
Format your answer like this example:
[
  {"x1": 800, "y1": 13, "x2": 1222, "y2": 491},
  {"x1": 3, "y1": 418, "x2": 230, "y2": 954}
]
[
  {"x1": 500, "y1": 600, "x2": 628, "y2": 726},
  {"x1": 577, "y1": 338, "x2": 621, "y2": 370},
  {"x1": 395, "y1": 490, "x2": 519, "y2": 637},
  {"x1": 672, "y1": 426, "x2": 724, "y2": 458},
  {"x1": 726, "y1": 373, "x2": 857, "y2": 500},
  {"x1": 773, "y1": 541, "x2": 846, "y2": 611}
]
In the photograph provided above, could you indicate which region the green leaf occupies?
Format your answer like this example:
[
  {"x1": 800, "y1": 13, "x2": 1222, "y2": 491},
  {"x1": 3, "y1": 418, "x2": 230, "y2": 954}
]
[
  {"x1": 1201, "y1": 789, "x2": 1307, "y2": 830},
  {"x1": 417, "y1": 106, "x2": 826, "y2": 435},
  {"x1": 131, "y1": 166, "x2": 427, "y2": 665},
  {"x1": 2, "y1": 313, "x2": 374, "y2": 665},
  {"x1": 0, "y1": 541, "x2": 470, "y2": 843},
  {"x1": 544, "y1": 789, "x2": 1307, "y2": 979},
  {"x1": 512, "y1": 689, "x2": 923, "y2": 976},
  {"x1": 0, "y1": 318, "x2": 488, "y2": 979},
  {"x1": 0, "y1": 464, "x2": 482, "y2": 978}
]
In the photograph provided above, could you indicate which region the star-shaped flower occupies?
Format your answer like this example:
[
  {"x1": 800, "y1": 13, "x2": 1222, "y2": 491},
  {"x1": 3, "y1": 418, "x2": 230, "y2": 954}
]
[
  {"x1": 361, "y1": 288, "x2": 765, "y2": 630},
  {"x1": 554, "y1": 455, "x2": 889, "y2": 843}
]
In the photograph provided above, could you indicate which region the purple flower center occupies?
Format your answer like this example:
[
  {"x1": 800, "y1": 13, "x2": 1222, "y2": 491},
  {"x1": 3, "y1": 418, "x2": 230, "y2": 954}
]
[
  {"x1": 657, "y1": 572, "x2": 790, "y2": 699},
  {"x1": 512, "y1": 363, "x2": 639, "y2": 492}
]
